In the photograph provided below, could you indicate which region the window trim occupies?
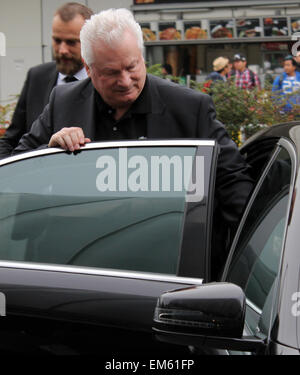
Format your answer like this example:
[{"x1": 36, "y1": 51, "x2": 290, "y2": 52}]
[
  {"x1": 246, "y1": 298, "x2": 263, "y2": 315},
  {"x1": 222, "y1": 138, "x2": 297, "y2": 280},
  {"x1": 177, "y1": 143, "x2": 218, "y2": 280},
  {"x1": 0, "y1": 140, "x2": 215, "y2": 167},
  {"x1": 0, "y1": 260, "x2": 203, "y2": 286}
]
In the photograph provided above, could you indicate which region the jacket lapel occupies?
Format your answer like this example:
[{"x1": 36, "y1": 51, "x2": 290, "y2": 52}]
[
  {"x1": 68, "y1": 75, "x2": 171, "y2": 141},
  {"x1": 145, "y1": 75, "x2": 170, "y2": 138},
  {"x1": 44, "y1": 64, "x2": 58, "y2": 108},
  {"x1": 72, "y1": 79, "x2": 96, "y2": 140}
]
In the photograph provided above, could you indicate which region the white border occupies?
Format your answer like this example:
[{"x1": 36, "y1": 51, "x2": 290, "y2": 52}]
[{"x1": 0, "y1": 139, "x2": 215, "y2": 166}]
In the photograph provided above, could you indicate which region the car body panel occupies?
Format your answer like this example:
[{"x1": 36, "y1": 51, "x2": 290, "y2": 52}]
[
  {"x1": 240, "y1": 127, "x2": 300, "y2": 353},
  {"x1": 1, "y1": 128, "x2": 300, "y2": 355},
  {"x1": 0, "y1": 265, "x2": 204, "y2": 354},
  {"x1": 0, "y1": 140, "x2": 215, "y2": 354}
]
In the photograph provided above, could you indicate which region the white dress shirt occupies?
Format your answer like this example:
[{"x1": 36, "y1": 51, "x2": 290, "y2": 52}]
[{"x1": 56, "y1": 67, "x2": 88, "y2": 85}]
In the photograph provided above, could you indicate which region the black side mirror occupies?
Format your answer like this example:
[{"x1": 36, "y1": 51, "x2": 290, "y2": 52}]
[{"x1": 153, "y1": 283, "x2": 266, "y2": 353}]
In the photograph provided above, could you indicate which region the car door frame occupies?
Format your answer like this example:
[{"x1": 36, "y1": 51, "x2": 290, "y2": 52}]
[
  {"x1": 0, "y1": 139, "x2": 218, "y2": 354},
  {"x1": 221, "y1": 137, "x2": 297, "y2": 355}
]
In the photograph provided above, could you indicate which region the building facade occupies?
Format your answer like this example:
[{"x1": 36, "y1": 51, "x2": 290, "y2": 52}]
[
  {"x1": 1, "y1": 0, "x2": 300, "y2": 102},
  {"x1": 133, "y1": 0, "x2": 300, "y2": 84}
]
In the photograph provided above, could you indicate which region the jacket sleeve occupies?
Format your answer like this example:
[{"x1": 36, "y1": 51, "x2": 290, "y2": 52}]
[
  {"x1": 11, "y1": 94, "x2": 55, "y2": 156},
  {"x1": 197, "y1": 94, "x2": 254, "y2": 227},
  {"x1": 0, "y1": 73, "x2": 30, "y2": 159}
]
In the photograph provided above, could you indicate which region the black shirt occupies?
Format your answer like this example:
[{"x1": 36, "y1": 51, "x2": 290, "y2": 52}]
[{"x1": 94, "y1": 78, "x2": 151, "y2": 141}]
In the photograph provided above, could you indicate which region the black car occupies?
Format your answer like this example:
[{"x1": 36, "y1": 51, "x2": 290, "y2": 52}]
[{"x1": 0, "y1": 123, "x2": 299, "y2": 356}]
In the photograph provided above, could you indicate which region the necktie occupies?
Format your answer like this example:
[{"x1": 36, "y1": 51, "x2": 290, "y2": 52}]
[{"x1": 64, "y1": 76, "x2": 78, "y2": 83}]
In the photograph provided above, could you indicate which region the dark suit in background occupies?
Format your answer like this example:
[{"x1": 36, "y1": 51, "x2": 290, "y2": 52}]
[
  {"x1": 0, "y1": 62, "x2": 57, "y2": 158},
  {"x1": 0, "y1": 2, "x2": 93, "y2": 159}
]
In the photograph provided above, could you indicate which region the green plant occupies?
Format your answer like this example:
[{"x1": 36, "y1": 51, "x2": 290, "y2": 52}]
[
  {"x1": 0, "y1": 97, "x2": 17, "y2": 137},
  {"x1": 146, "y1": 63, "x2": 180, "y2": 83},
  {"x1": 148, "y1": 65, "x2": 300, "y2": 146},
  {"x1": 146, "y1": 63, "x2": 164, "y2": 77},
  {"x1": 205, "y1": 79, "x2": 300, "y2": 145}
]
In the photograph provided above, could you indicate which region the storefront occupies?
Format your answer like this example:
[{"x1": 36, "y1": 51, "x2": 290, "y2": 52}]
[{"x1": 132, "y1": 0, "x2": 300, "y2": 85}]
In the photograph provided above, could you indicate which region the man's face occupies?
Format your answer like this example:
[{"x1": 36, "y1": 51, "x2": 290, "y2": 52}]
[
  {"x1": 284, "y1": 60, "x2": 296, "y2": 76},
  {"x1": 235, "y1": 60, "x2": 247, "y2": 72},
  {"x1": 86, "y1": 31, "x2": 147, "y2": 110},
  {"x1": 52, "y1": 14, "x2": 85, "y2": 75}
]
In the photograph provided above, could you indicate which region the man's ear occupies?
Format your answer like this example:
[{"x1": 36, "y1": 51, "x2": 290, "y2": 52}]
[{"x1": 83, "y1": 59, "x2": 91, "y2": 77}]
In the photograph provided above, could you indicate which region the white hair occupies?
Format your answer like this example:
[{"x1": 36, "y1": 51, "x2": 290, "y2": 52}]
[{"x1": 80, "y1": 8, "x2": 144, "y2": 67}]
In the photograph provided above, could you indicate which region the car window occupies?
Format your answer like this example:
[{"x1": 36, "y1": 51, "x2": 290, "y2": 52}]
[
  {"x1": 0, "y1": 145, "x2": 212, "y2": 275},
  {"x1": 226, "y1": 146, "x2": 292, "y2": 334}
]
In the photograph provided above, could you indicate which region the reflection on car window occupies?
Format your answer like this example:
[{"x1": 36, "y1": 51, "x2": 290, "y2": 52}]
[
  {"x1": 0, "y1": 146, "x2": 210, "y2": 275},
  {"x1": 227, "y1": 147, "x2": 292, "y2": 321}
]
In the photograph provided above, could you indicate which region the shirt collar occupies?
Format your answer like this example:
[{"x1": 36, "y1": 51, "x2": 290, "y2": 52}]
[
  {"x1": 94, "y1": 76, "x2": 152, "y2": 116},
  {"x1": 57, "y1": 67, "x2": 88, "y2": 86}
]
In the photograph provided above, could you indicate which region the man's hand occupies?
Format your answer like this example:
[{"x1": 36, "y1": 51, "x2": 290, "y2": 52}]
[{"x1": 48, "y1": 127, "x2": 91, "y2": 151}]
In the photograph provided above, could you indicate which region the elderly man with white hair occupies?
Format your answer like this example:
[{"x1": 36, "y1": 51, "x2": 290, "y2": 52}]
[{"x1": 13, "y1": 9, "x2": 253, "y2": 268}]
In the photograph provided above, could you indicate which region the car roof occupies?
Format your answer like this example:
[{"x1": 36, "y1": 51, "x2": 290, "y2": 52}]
[
  {"x1": 241, "y1": 122, "x2": 300, "y2": 168},
  {"x1": 242, "y1": 121, "x2": 300, "y2": 148}
]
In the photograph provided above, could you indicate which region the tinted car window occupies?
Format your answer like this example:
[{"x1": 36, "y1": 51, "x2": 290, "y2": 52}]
[
  {"x1": 0, "y1": 146, "x2": 210, "y2": 275},
  {"x1": 227, "y1": 147, "x2": 292, "y2": 328}
]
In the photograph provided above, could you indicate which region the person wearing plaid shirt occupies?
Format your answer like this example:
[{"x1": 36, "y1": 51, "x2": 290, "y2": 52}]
[{"x1": 230, "y1": 53, "x2": 261, "y2": 90}]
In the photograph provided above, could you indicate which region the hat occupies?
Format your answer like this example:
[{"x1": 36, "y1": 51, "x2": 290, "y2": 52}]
[
  {"x1": 233, "y1": 53, "x2": 246, "y2": 61},
  {"x1": 213, "y1": 57, "x2": 229, "y2": 72}
]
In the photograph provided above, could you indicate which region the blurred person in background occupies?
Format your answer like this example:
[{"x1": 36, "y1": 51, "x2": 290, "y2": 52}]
[
  {"x1": 206, "y1": 56, "x2": 230, "y2": 82},
  {"x1": 272, "y1": 54, "x2": 300, "y2": 112},
  {"x1": 0, "y1": 2, "x2": 93, "y2": 159},
  {"x1": 229, "y1": 53, "x2": 261, "y2": 90},
  {"x1": 161, "y1": 63, "x2": 173, "y2": 82},
  {"x1": 161, "y1": 63, "x2": 173, "y2": 76}
]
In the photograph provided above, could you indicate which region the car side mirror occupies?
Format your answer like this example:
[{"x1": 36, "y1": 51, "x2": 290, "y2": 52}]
[{"x1": 153, "y1": 283, "x2": 266, "y2": 353}]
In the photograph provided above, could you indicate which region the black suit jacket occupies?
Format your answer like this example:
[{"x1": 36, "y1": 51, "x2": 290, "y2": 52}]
[
  {"x1": 0, "y1": 62, "x2": 57, "y2": 158},
  {"x1": 14, "y1": 74, "x2": 253, "y2": 226}
]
